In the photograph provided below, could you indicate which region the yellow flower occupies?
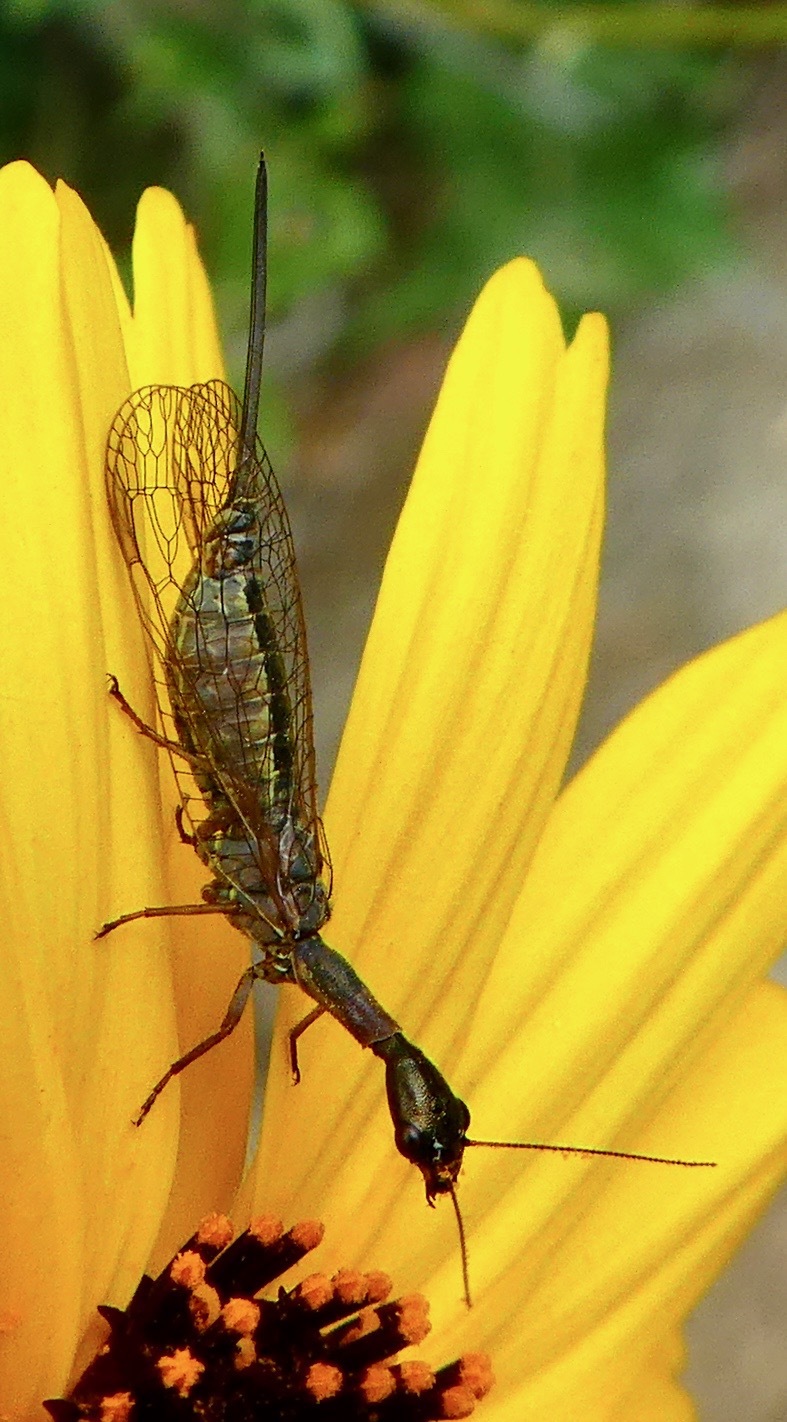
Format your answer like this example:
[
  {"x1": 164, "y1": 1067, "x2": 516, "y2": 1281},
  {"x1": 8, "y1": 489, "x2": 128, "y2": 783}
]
[{"x1": 0, "y1": 159, "x2": 785, "y2": 1422}]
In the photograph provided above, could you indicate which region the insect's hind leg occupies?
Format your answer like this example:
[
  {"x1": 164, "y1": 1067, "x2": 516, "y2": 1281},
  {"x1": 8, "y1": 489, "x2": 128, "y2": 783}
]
[
  {"x1": 288, "y1": 1006, "x2": 326, "y2": 1084},
  {"x1": 107, "y1": 674, "x2": 201, "y2": 765},
  {"x1": 134, "y1": 964, "x2": 257, "y2": 1125},
  {"x1": 96, "y1": 901, "x2": 241, "y2": 940}
]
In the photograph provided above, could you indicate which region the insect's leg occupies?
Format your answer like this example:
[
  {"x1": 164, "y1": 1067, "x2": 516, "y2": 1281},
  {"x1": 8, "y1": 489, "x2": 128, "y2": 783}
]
[
  {"x1": 96, "y1": 901, "x2": 241, "y2": 940},
  {"x1": 107, "y1": 675, "x2": 201, "y2": 765},
  {"x1": 288, "y1": 1006, "x2": 325, "y2": 1085},
  {"x1": 174, "y1": 804, "x2": 197, "y2": 847},
  {"x1": 135, "y1": 964, "x2": 256, "y2": 1125}
]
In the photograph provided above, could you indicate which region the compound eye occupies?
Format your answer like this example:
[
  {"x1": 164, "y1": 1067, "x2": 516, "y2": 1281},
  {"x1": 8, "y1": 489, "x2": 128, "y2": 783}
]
[{"x1": 396, "y1": 1124, "x2": 435, "y2": 1167}]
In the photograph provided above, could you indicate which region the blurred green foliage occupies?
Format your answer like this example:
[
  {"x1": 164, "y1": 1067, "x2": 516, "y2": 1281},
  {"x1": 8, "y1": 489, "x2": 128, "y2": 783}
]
[{"x1": 0, "y1": 1, "x2": 744, "y2": 418}]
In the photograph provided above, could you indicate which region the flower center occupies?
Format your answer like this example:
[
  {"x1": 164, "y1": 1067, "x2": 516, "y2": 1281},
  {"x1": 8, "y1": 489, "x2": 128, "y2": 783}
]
[{"x1": 44, "y1": 1214, "x2": 493, "y2": 1420}]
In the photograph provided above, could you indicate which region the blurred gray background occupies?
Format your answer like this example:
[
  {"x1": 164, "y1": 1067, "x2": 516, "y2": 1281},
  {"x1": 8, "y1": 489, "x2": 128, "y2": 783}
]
[{"x1": 5, "y1": 5, "x2": 786, "y2": 1414}]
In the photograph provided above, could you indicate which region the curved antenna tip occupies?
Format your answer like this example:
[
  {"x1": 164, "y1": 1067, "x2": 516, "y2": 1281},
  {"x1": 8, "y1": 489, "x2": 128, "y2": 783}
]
[{"x1": 449, "y1": 1184, "x2": 472, "y2": 1309}]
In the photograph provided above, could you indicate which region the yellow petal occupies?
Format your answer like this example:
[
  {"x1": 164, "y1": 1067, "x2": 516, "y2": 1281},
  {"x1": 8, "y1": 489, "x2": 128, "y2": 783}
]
[
  {"x1": 328, "y1": 266, "x2": 608, "y2": 995},
  {"x1": 125, "y1": 187, "x2": 252, "y2": 1264},
  {"x1": 250, "y1": 263, "x2": 608, "y2": 1252},
  {"x1": 128, "y1": 187, "x2": 225, "y2": 389},
  {"x1": 614, "y1": 1333, "x2": 696, "y2": 1422},
  {"x1": 56, "y1": 175, "x2": 181, "y2": 1292},
  {"x1": 473, "y1": 607, "x2": 787, "y2": 1124},
  {"x1": 425, "y1": 607, "x2": 787, "y2": 1395},
  {"x1": 471, "y1": 982, "x2": 787, "y2": 1419},
  {"x1": 425, "y1": 612, "x2": 787, "y2": 1350},
  {"x1": 0, "y1": 163, "x2": 177, "y2": 1411}
]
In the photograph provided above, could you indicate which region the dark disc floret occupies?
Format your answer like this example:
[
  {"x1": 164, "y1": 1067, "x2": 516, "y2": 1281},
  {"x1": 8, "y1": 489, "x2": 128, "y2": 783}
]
[{"x1": 44, "y1": 1214, "x2": 494, "y2": 1422}]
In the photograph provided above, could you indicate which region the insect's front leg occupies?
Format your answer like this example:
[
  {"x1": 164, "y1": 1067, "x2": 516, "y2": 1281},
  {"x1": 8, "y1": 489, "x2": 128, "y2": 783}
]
[
  {"x1": 288, "y1": 1005, "x2": 326, "y2": 1083},
  {"x1": 134, "y1": 963, "x2": 258, "y2": 1124}
]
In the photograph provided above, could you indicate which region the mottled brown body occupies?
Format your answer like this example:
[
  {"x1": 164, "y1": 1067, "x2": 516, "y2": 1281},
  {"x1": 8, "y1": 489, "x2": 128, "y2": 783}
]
[{"x1": 102, "y1": 157, "x2": 475, "y2": 1236}]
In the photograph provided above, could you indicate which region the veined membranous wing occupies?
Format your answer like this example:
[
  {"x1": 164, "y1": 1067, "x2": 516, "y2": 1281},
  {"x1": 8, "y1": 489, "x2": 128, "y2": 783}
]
[{"x1": 105, "y1": 378, "x2": 329, "y2": 946}]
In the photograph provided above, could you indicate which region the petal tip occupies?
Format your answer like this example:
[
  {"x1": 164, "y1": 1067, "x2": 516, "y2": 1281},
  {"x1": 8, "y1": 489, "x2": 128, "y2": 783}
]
[
  {"x1": 0, "y1": 158, "x2": 55, "y2": 205},
  {"x1": 136, "y1": 185, "x2": 188, "y2": 232}
]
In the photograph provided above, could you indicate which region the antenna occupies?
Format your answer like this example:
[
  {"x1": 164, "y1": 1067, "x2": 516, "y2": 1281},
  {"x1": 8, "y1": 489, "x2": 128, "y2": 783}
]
[
  {"x1": 445, "y1": 1140, "x2": 714, "y2": 1309},
  {"x1": 447, "y1": 1138, "x2": 714, "y2": 1308},
  {"x1": 239, "y1": 153, "x2": 268, "y2": 463},
  {"x1": 449, "y1": 1184, "x2": 472, "y2": 1309},
  {"x1": 466, "y1": 1138, "x2": 716, "y2": 1168}
]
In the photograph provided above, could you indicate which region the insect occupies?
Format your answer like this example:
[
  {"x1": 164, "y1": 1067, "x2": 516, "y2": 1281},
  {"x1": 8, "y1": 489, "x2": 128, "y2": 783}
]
[{"x1": 102, "y1": 157, "x2": 715, "y2": 1306}]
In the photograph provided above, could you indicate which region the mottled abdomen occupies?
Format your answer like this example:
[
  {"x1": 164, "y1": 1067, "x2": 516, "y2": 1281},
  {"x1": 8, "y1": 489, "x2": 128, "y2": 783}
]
[
  {"x1": 166, "y1": 530, "x2": 327, "y2": 942},
  {"x1": 171, "y1": 566, "x2": 278, "y2": 798}
]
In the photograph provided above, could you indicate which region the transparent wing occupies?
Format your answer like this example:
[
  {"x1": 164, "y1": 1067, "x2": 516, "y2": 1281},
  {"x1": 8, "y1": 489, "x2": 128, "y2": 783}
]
[{"x1": 105, "y1": 380, "x2": 321, "y2": 868}]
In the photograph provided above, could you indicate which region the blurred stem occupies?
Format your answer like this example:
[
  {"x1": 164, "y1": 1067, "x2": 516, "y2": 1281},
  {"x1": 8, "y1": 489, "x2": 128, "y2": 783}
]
[{"x1": 377, "y1": 1, "x2": 787, "y2": 46}]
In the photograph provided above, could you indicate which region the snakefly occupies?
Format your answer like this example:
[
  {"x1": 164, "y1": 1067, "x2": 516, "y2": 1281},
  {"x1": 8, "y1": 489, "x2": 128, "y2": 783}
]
[{"x1": 102, "y1": 157, "x2": 715, "y2": 1306}]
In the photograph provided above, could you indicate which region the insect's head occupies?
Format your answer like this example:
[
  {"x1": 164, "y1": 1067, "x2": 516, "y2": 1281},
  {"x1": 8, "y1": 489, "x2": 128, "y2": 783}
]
[
  {"x1": 202, "y1": 503, "x2": 258, "y2": 576},
  {"x1": 373, "y1": 1033, "x2": 471, "y2": 1203}
]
